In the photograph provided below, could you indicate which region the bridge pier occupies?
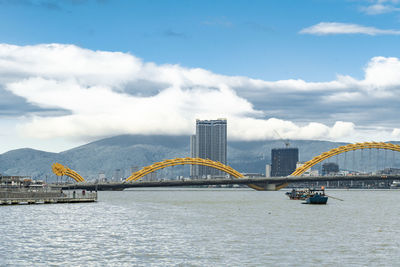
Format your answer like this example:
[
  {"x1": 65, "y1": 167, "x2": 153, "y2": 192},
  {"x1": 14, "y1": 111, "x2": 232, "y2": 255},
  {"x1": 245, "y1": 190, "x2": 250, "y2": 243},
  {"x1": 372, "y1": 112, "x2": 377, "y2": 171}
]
[{"x1": 247, "y1": 182, "x2": 289, "y2": 191}]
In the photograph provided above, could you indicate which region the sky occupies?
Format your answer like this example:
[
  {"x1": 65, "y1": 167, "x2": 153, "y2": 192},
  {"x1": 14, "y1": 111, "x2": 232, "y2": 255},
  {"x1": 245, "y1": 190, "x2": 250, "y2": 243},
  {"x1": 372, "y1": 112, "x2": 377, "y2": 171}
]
[{"x1": 1, "y1": 0, "x2": 400, "y2": 153}]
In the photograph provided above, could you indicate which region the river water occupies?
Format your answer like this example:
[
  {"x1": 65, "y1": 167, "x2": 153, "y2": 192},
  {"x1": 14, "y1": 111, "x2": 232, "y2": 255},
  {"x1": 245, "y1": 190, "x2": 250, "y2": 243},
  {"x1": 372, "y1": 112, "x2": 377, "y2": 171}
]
[{"x1": 1, "y1": 188, "x2": 399, "y2": 266}]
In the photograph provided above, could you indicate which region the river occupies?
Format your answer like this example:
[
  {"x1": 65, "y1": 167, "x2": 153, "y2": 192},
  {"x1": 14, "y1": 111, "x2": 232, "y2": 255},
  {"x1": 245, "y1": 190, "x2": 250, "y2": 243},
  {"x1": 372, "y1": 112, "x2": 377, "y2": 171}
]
[{"x1": 1, "y1": 188, "x2": 399, "y2": 266}]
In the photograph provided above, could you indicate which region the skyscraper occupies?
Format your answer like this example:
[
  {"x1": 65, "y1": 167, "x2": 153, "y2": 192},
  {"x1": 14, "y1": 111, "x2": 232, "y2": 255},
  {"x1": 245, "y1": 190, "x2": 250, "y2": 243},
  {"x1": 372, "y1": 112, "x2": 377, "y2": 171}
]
[
  {"x1": 190, "y1": 134, "x2": 197, "y2": 177},
  {"x1": 271, "y1": 148, "x2": 298, "y2": 177},
  {"x1": 190, "y1": 119, "x2": 227, "y2": 178},
  {"x1": 322, "y1": 162, "x2": 339, "y2": 176}
]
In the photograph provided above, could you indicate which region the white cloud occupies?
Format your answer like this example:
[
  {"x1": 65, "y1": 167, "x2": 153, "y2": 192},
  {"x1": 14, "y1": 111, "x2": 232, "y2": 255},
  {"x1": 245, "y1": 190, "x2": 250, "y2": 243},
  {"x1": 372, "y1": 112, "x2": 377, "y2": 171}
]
[
  {"x1": 361, "y1": 4, "x2": 399, "y2": 14},
  {"x1": 1, "y1": 43, "x2": 400, "y2": 150},
  {"x1": 0, "y1": 44, "x2": 140, "y2": 87},
  {"x1": 7, "y1": 76, "x2": 353, "y2": 142},
  {"x1": 363, "y1": 56, "x2": 400, "y2": 87},
  {"x1": 299, "y1": 22, "x2": 400, "y2": 35},
  {"x1": 393, "y1": 128, "x2": 400, "y2": 138},
  {"x1": 228, "y1": 118, "x2": 355, "y2": 141},
  {"x1": 329, "y1": 122, "x2": 356, "y2": 139},
  {"x1": 360, "y1": 0, "x2": 400, "y2": 15},
  {"x1": 8, "y1": 78, "x2": 259, "y2": 139}
]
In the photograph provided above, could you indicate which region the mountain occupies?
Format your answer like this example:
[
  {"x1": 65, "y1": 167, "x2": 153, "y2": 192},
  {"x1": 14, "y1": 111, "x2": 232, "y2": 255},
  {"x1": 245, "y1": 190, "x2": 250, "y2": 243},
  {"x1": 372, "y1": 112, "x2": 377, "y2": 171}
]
[
  {"x1": 59, "y1": 135, "x2": 189, "y2": 180},
  {"x1": 0, "y1": 148, "x2": 63, "y2": 179},
  {"x1": 1, "y1": 135, "x2": 399, "y2": 182}
]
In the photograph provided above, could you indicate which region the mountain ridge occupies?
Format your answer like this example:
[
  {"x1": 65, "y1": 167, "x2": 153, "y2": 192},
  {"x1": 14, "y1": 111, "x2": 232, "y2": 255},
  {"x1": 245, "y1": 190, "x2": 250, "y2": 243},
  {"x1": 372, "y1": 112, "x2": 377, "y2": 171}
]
[{"x1": 1, "y1": 135, "x2": 399, "y2": 181}]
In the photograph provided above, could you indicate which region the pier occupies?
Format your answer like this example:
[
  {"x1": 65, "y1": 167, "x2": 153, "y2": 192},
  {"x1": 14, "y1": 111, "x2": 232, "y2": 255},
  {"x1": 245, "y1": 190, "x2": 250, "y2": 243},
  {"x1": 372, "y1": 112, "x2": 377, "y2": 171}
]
[
  {"x1": 0, "y1": 175, "x2": 97, "y2": 205},
  {"x1": 0, "y1": 189, "x2": 97, "y2": 205}
]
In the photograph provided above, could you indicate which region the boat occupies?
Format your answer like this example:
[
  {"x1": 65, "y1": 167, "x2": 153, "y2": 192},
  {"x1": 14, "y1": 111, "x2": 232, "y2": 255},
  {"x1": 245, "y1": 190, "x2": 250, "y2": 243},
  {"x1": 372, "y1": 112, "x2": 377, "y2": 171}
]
[
  {"x1": 285, "y1": 188, "x2": 310, "y2": 200},
  {"x1": 390, "y1": 180, "x2": 400, "y2": 189},
  {"x1": 286, "y1": 187, "x2": 329, "y2": 204},
  {"x1": 303, "y1": 188, "x2": 328, "y2": 205}
]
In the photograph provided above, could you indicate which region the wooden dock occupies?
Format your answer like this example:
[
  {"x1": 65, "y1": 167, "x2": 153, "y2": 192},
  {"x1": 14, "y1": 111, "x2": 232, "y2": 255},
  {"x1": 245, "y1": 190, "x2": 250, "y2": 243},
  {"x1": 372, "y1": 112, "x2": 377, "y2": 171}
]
[{"x1": 0, "y1": 190, "x2": 97, "y2": 205}]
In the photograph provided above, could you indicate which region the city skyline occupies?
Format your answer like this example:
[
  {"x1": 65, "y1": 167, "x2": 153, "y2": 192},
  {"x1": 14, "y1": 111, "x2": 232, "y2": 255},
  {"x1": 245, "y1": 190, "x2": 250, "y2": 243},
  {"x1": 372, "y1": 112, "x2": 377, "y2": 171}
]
[{"x1": 1, "y1": 0, "x2": 400, "y2": 153}]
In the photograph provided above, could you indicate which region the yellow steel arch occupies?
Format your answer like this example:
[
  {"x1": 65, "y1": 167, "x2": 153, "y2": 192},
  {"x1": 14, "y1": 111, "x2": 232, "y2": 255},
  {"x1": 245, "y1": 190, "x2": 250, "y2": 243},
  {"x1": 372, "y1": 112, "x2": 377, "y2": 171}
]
[
  {"x1": 126, "y1": 157, "x2": 244, "y2": 182},
  {"x1": 291, "y1": 142, "x2": 400, "y2": 176},
  {"x1": 52, "y1": 162, "x2": 86, "y2": 182}
]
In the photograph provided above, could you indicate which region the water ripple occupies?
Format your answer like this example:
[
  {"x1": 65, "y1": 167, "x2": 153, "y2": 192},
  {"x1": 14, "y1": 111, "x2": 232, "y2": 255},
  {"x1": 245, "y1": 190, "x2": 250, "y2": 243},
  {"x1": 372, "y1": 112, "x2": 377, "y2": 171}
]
[{"x1": 1, "y1": 189, "x2": 400, "y2": 266}]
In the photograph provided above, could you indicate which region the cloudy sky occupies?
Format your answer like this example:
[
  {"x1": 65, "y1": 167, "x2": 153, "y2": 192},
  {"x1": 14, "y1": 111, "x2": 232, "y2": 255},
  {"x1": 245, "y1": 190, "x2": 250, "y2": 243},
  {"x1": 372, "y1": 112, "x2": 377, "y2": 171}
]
[{"x1": 1, "y1": 0, "x2": 400, "y2": 153}]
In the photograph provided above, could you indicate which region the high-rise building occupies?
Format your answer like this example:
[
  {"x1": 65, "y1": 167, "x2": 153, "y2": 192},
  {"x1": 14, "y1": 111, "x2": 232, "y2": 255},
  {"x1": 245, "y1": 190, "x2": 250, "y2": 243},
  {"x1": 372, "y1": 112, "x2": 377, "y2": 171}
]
[
  {"x1": 322, "y1": 162, "x2": 339, "y2": 176},
  {"x1": 190, "y1": 119, "x2": 227, "y2": 178},
  {"x1": 113, "y1": 169, "x2": 121, "y2": 181},
  {"x1": 271, "y1": 148, "x2": 298, "y2": 177},
  {"x1": 190, "y1": 135, "x2": 197, "y2": 177},
  {"x1": 265, "y1": 164, "x2": 271, "y2": 178}
]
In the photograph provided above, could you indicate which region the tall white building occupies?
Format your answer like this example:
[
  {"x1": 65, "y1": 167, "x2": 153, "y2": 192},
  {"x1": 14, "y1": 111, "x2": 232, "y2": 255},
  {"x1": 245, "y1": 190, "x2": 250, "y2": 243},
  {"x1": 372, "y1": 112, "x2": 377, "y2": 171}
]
[
  {"x1": 190, "y1": 119, "x2": 227, "y2": 178},
  {"x1": 190, "y1": 134, "x2": 197, "y2": 177}
]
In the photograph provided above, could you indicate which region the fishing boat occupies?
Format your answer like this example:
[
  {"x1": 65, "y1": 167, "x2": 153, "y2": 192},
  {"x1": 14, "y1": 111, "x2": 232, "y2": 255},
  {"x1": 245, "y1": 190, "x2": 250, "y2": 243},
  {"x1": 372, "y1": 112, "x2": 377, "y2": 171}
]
[
  {"x1": 303, "y1": 187, "x2": 328, "y2": 205},
  {"x1": 285, "y1": 188, "x2": 310, "y2": 200}
]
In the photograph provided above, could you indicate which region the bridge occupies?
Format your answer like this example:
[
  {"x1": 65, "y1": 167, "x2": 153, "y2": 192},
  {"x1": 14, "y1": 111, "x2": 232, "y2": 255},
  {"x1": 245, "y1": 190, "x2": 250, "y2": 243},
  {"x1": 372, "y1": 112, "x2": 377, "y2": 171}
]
[
  {"x1": 59, "y1": 174, "x2": 400, "y2": 191},
  {"x1": 52, "y1": 141, "x2": 400, "y2": 191}
]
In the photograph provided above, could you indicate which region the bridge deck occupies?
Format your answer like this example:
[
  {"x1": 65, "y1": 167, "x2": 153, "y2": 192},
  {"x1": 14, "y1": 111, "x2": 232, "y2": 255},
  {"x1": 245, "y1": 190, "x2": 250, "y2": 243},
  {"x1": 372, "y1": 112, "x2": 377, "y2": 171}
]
[{"x1": 59, "y1": 174, "x2": 400, "y2": 191}]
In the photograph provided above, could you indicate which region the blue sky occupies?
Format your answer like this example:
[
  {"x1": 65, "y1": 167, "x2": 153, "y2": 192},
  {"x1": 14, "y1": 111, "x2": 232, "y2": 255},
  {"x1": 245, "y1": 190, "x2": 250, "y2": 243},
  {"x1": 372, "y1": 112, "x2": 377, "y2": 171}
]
[
  {"x1": 1, "y1": 0, "x2": 400, "y2": 153},
  {"x1": 1, "y1": 0, "x2": 399, "y2": 80}
]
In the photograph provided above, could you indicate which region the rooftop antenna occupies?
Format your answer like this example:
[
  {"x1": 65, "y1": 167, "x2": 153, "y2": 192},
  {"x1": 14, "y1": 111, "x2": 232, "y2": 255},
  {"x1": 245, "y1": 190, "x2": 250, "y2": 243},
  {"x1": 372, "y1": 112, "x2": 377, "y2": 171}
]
[{"x1": 273, "y1": 130, "x2": 290, "y2": 148}]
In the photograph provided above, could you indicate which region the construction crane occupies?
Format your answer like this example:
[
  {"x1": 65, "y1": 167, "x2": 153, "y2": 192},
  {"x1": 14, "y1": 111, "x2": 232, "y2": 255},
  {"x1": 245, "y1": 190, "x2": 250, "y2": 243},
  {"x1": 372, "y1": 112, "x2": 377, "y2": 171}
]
[{"x1": 273, "y1": 130, "x2": 290, "y2": 148}]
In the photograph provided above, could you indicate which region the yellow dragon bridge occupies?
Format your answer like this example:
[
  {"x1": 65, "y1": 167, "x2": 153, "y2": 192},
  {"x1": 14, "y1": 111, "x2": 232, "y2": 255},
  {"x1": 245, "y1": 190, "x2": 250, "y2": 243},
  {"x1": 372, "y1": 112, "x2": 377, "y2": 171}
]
[
  {"x1": 52, "y1": 162, "x2": 86, "y2": 182},
  {"x1": 51, "y1": 141, "x2": 400, "y2": 190},
  {"x1": 125, "y1": 157, "x2": 244, "y2": 182},
  {"x1": 291, "y1": 142, "x2": 400, "y2": 176}
]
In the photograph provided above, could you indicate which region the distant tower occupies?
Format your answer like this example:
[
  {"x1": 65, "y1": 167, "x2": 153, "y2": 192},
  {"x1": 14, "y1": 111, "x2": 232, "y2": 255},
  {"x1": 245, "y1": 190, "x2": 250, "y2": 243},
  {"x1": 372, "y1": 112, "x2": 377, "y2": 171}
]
[
  {"x1": 271, "y1": 148, "x2": 299, "y2": 177},
  {"x1": 113, "y1": 169, "x2": 121, "y2": 181},
  {"x1": 190, "y1": 135, "x2": 197, "y2": 177},
  {"x1": 265, "y1": 164, "x2": 271, "y2": 178},
  {"x1": 191, "y1": 119, "x2": 227, "y2": 178},
  {"x1": 322, "y1": 162, "x2": 339, "y2": 176},
  {"x1": 98, "y1": 172, "x2": 106, "y2": 182}
]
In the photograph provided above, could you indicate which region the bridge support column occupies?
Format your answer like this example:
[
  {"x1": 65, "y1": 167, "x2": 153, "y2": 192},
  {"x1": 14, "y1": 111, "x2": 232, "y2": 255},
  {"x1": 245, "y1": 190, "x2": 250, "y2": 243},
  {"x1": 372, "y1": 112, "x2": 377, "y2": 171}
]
[{"x1": 248, "y1": 182, "x2": 288, "y2": 191}]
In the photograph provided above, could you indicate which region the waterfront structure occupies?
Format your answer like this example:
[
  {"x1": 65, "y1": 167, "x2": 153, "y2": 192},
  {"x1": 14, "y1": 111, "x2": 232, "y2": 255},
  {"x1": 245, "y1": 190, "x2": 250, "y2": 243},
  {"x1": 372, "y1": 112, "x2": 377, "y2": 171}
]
[
  {"x1": 190, "y1": 119, "x2": 227, "y2": 178},
  {"x1": 0, "y1": 175, "x2": 96, "y2": 205},
  {"x1": 378, "y1": 168, "x2": 400, "y2": 175},
  {"x1": 271, "y1": 148, "x2": 299, "y2": 177}
]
